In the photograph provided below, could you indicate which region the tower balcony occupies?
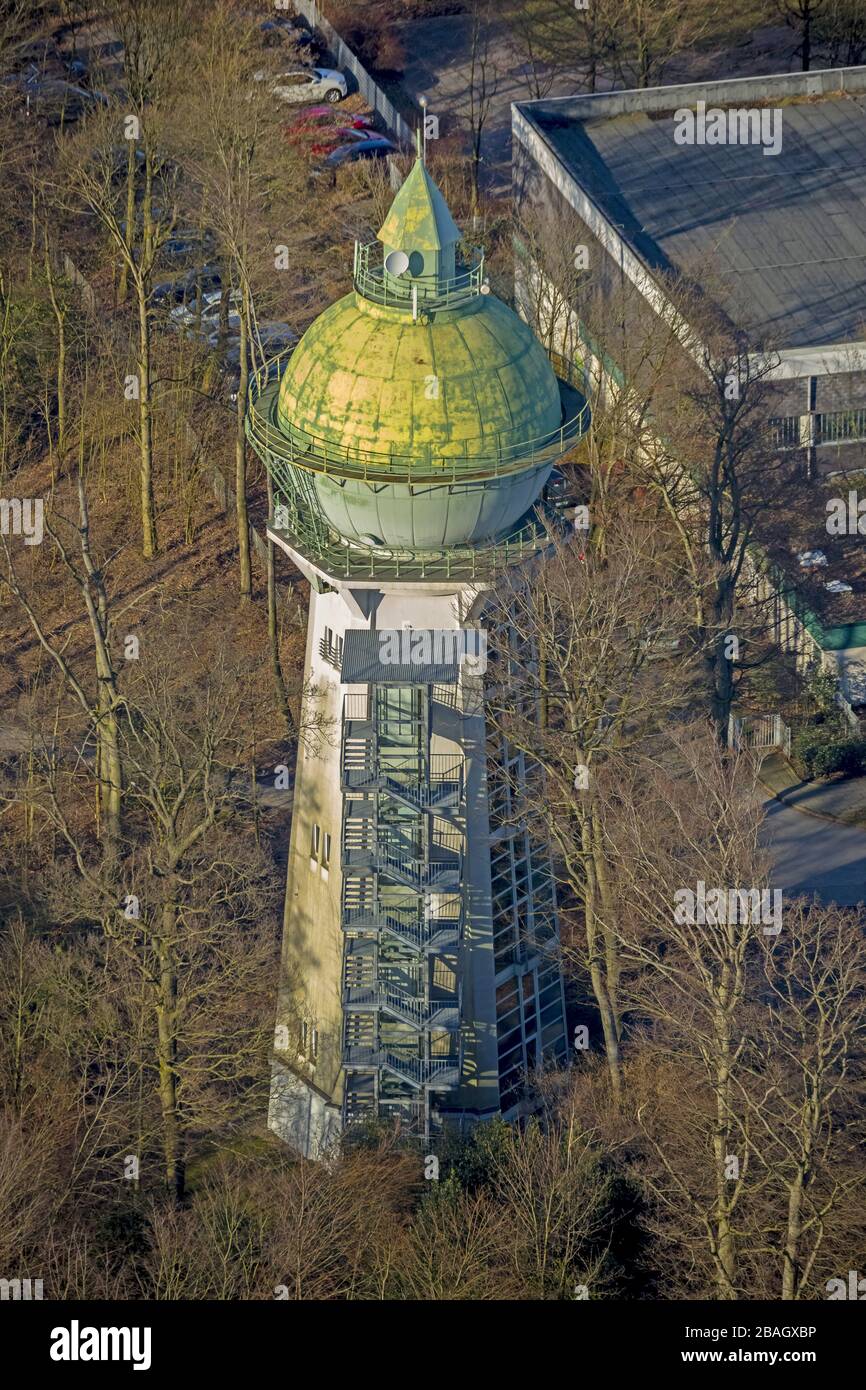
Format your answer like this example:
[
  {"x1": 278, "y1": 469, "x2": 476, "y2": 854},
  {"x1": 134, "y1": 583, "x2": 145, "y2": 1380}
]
[
  {"x1": 341, "y1": 940, "x2": 461, "y2": 1030},
  {"x1": 341, "y1": 807, "x2": 463, "y2": 891},
  {"x1": 247, "y1": 357, "x2": 588, "y2": 486},
  {"x1": 353, "y1": 238, "x2": 486, "y2": 313},
  {"x1": 341, "y1": 692, "x2": 464, "y2": 808}
]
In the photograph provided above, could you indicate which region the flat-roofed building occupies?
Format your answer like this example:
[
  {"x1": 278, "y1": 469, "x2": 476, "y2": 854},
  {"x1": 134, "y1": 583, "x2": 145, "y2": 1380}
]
[{"x1": 513, "y1": 67, "x2": 866, "y2": 712}]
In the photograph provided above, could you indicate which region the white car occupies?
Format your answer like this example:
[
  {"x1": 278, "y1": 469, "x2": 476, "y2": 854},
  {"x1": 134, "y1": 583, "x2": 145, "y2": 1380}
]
[
  {"x1": 257, "y1": 66, "x2": 346, "y2": 105},
  {"x1": 170, "y1": 288, "x2": 241, "y2": 336}
]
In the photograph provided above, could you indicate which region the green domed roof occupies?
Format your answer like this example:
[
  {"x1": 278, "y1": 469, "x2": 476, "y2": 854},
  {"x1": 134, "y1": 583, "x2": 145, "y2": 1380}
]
[
  {"x1": 276, "y1": 290, "x2": 563, "y2": 466},
  {"x1": 249, "y1": 159, "x2": 586, "y2": 553}
]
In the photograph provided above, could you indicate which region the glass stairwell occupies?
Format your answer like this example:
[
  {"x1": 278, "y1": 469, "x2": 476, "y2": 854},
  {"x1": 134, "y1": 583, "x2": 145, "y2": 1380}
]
[{"x1": 340, "y1": 683, "x2": 464, "y2": 1141}]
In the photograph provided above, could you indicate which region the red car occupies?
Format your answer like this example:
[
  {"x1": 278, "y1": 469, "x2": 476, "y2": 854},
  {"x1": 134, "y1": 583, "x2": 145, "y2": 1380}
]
[{"x1": 284, "y1": 106, "x2": 373, "y2": 145}]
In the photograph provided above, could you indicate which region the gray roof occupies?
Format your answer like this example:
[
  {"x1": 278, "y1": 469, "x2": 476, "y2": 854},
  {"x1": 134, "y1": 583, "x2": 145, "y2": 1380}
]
[
  {"x1": 341, "y1": 628, "x2": 463, "y2": 685},
  {"x1": 522, "y1": 93, "x2": 866, "y2": 349}
]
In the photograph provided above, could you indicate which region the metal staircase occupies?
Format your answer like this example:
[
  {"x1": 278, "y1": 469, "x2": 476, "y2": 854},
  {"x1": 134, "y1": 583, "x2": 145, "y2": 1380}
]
[{"x1": 340, "y1": 684, "x2": 464, "y2": 1141}]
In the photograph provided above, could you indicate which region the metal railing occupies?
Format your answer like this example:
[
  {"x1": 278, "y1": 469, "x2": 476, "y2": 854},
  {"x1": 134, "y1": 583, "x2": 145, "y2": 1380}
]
[
  {"x1": 342, "y1": 753, "x2": 464, "y2": 805},
  {"x1": 247, "y1": 358, "x2": 589, "y2": 484},
  {"x1": 342, "y1": 840, "x2": 462, "y2": 890},
  {"x1": 318, "y1": 634, "x2": 343, "y2": 669},
  {"x1": 343, "y1": 982, "x2": 460, "y2": 1028},
  {"x1": 728, "y1": 711, "x2": 792, "y2": 757},
  {"x1": 270, "y1": 489, "x2": 570, "y2": 581},
  {"x1": 769, "y1": 409, "x2": 866, "y2": 450},
  {"x1": 353, "y1": 239, "x2": 486, "y2": 312},
  {"x1": 342, "y1": 904, "x2": 461, "y2": 949},
  {"x1": 817, "y1": 408, "x2": 866, "y2": 445},
  {"x1": 343, "y1": 691, "x2": 370, "y2": 722},
  {"x1": 342, "y1": 1046, "x2": 460, "y2": 1088}
]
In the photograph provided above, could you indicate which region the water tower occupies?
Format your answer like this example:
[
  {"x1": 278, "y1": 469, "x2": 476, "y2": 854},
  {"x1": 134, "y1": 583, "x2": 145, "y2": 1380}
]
[{"x1": 246, "y1": 156, "x2": 587, "y2": 1154}]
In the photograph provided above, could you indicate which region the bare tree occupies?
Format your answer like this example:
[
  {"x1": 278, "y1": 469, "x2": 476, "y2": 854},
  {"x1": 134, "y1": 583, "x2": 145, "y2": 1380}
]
[
  {"x1": 775, "y1": 0, "x2": 829, "y2": 69},
  {"x1": 812, "y1": 0, "x2": 866, "y2": 64},
  {"x1": 749, "y1": 903, "x2": 866, "y2": 1299},
  {"x1": 465, "y1": 0, "x2": 501, "y2": 223},
  {"x1": 609, "y1": 0, "x2": 717, "y2": 88},
  {"x1": 503, "y1": 0, "x2": 617, "y2": 97},
  {"x1": 486, "y1": 518, "x2": 696, "y2": 1100},
  {"x1": 1, "y1": 472, "x2": 126, "y2": 842}
]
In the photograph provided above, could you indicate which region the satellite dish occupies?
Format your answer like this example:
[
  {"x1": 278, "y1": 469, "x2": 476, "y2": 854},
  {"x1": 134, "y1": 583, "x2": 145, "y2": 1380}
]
[{"x1": 384, "y1": 249, "x2": 410, "y2": 277}]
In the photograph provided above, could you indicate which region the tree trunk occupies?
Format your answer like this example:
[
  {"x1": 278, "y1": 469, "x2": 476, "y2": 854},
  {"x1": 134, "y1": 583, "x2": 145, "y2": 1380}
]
[
  {"x1": 802, "y1": 3, "x2": 812, "y2": 70},
  {"x1": 580, "y1": 807, "x2": 622, "y2": 1100},
  {"x1": 136, "y1": 282, "x2": 157, "y2": 558},
  {"x1": 44, "y1": 244, "x2": 66, "y2": 465},
  {"x1": 118, "y1": 138, "x2": 136, "y2": 305},
  {"x1": 97, "y1": 700, "x2": 123, "y2": 845},
  {"x1": 236, "y1": 294, "x2": 252, "y2": 603},
  {"x1": 781, "y1": 1173, "x2": 804, "y2": 1299},
  {"x1": 156, "y1": 900, "x2": 183, "y2": 1202}
]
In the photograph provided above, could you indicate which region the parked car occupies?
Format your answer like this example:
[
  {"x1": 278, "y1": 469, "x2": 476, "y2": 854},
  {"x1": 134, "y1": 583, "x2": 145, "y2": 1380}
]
[
  {"x1": 285, "y1": 108, "x2": 373, "y2": 149},
  {"x1": 226, "y1": 322, "x2": 298, "y2": 357},
  {"x1": 310, "y1": 126, "x2": 380, "y2": 157},
  {"x1": 170, "y1": 288, "x2": 241, "y2": 336},
  {"x1": 255, "y1": 66, "x2": 347, "y2": 105},
  {"x1": 260, "y1": 17, "x2": 321, "y2": 57},
  {"x1": 161, "y1": 229, "x2": 216, "y2": 263},
  {"x1": 7, "y1": 74, "x2": 107, "y2": 125},
  {"x1": 321, "y1": 136, "x2": 395, "y2": 171},
  {"x1": 151, "y1": 264, "x2": 222, "y2": 307}
]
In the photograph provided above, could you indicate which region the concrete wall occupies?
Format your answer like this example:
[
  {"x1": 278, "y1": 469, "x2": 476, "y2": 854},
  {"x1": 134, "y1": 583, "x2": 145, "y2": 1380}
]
[
  {"x1": 292, "y1": 0, "x2": 413, "y2": 146},
  {"x1": 267, "y1": 553, "x2": 502, "y2": 1155},
  {"x1": 522, "y1": 65, "x2": 866, "y2": 123}
]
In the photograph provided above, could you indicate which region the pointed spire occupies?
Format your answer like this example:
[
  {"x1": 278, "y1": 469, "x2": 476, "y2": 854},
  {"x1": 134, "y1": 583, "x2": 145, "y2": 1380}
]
[{"x1": 377, "y1": 159, "x2": 461, "y2": 255}]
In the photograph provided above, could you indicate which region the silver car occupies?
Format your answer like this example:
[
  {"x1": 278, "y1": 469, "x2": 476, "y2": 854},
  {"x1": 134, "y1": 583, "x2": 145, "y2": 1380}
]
[{"x1": 264, "y1": 66, "x2": 347, "y2": 105}]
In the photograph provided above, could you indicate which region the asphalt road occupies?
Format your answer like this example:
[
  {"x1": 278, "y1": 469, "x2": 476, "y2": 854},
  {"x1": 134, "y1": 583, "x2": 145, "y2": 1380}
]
[{"x1": 761, "y1": 796, "x2": 866, "y2": 907}]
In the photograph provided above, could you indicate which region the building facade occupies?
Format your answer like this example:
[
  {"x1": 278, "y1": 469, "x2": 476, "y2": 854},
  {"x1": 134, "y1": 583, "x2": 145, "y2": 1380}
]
[
  {"x1": 512, "y1": 67, "x2": 866, "y2": 711},
  {"x1": 246, "y1": 159, "x2": 585, "y2": 1155}
]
